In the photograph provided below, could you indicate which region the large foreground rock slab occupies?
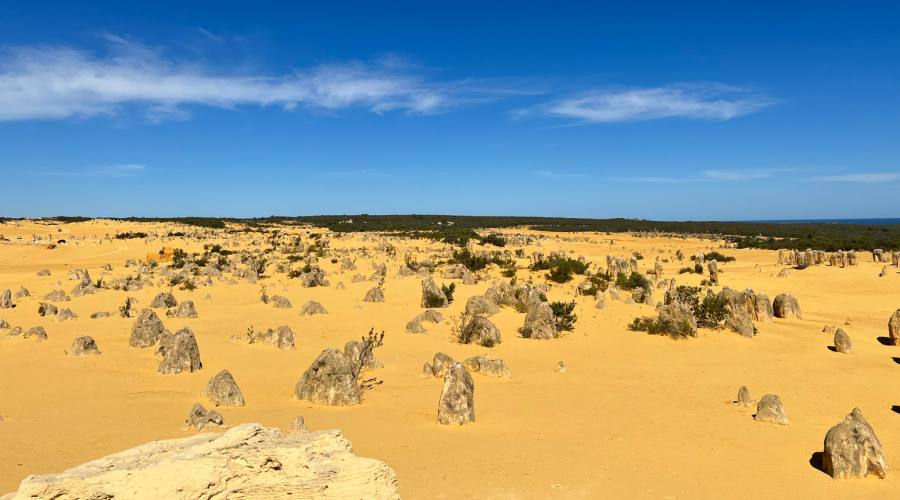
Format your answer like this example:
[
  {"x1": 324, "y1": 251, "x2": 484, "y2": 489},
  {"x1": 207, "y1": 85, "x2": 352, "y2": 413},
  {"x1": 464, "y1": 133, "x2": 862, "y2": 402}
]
[{"x1": 2, "y1": 423, "x2": 399, "y2": 499}]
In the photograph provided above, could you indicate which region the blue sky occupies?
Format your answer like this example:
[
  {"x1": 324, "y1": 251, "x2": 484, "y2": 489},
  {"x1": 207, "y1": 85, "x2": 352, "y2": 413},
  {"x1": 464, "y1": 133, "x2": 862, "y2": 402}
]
[{"x1": 1, "y1": 1, "x2": 898, "y2": 219}]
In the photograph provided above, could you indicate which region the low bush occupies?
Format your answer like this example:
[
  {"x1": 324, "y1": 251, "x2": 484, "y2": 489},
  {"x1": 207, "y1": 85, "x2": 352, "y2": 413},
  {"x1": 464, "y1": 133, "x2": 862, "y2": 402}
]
[
  {"x1": 532, "y1": 257, "x2": 589, "y2": 284},
  {"x1": 441, "y1": 283, "x2": 456, "y2": 304},
  {"x1": 628, "y1": 317, "x2": 694, "y2": 339},
  {"x1": 703, "y1": 251, "x2": 735, "y2": 262},
  {"x1": 481, "y1": 233, "x2": 507, "y2": 247},
  {"x1": 549, "y1": 301, "x2": 577, "y2": 331},
  {"x1": 615, "y1": 271, "x2": 650, "y2": 291}
]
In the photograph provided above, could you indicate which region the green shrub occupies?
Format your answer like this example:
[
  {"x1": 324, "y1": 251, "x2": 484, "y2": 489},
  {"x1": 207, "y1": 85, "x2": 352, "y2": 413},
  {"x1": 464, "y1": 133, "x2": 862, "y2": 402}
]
[
  {"x1": 549, "y1": 301, "x2": 577, "y2": 331},
  {"x1": 678, "y1": 267, "x2": 695, "y2": 274},
  {"x1": 441, "y1": 283, "x2": 456, "y2": 304},
  {"x1": 703, "y1": 251, "x2": 735, "y2": 262},
  {"x1": 628, "y1": 317, "x2": 693, "y2": 339},
  {"x1": 668, "y1": 285, "x2": 728, "y2": 329},
  {"x1": 532, "y1": 257, "x2": 589, "y2": 284},
  {"x1": 481, "y1": 233, "x2": 507, "y2": 247},
  {"x1": 615, "y1": 271, "x2": 650, "y2": 291},
  {"x1": 451, "y1": 248, "x2": 511, "y2": 271},
  {"x1": 694, "y1": 263, "x2": 704, "y2": 273}
]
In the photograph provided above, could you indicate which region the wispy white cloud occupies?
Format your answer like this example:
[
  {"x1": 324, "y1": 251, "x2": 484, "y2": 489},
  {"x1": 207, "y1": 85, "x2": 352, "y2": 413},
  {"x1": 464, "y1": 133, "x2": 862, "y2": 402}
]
[
  {"x1": 606, "y1": 175, "x2": 705, "y2": 183},
  {"x1": 85, "y1": 163, "x2": 146, "y2": 177},
  {"x1": 533, "y1": 170, "x2": 588, "y2": 180},
  {"x1": 813, "y1": 173, "x2": 900, "y2": 183},
  {"x1": 20, "y1": 163, "x2": 146, "y2": 178},
  {"x1": 0, "y1": 37, "x2": 522, "y2": 122},
  {"x1": 322, "y1": 169, "x2": 390, "y2": 177},
  {"x1": 522, "y1": 83, "x2": 774, "y2": 123},
  {"x1": 701, "y1": 168, "x2": 796, "y2": 181}
]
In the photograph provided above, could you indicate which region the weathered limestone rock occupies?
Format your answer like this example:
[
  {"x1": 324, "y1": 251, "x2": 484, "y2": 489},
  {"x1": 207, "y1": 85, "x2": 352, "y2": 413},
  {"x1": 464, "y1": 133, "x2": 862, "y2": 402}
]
[
  {"x1": 185, "y1": 403, "x2": 224, "y2": 430},
  {"x1": 656, "y1": 301, "x2": 698, "y2": 337},
  {"x1": 773, "y1": 294, "x2": 802, "y2": 319},
  {"x1": 823, "y1": 408, "x2": 888, "y2": 479},
  {"x1": 300, "y1": 266, "x2": 330, "y2": 288},
  {"x1": 415, "y1": 309, "x2": 444, "y2": 324},
  {"x1": 43, "y1": 290, "x2": 70, "y2": 302},
  {"x1": 56, "y1": 308, "x2": 77, "y2": 322},
  {"x1": 1, "y1": 289, "x2": 15, "y2": 309},
  {"x1": 834, "y1": 328, "x2": 852, "y2": 354},
  {"x1": 294, "y1": 348, "x2": 361, "y2": 406},
  {"x1": 430, "y1": 352, "x2": 456, "y2": 378},
  {"x1": 725, "y1": 308, "x2": 754, "y2": 338},
  {"x1": 288, "y1": 416, "x2": 308, "y2": 433},
  {"x1": 735, "y1": 386, "x2": 753, "y2": 406},
  {"x1": 167, "y1": 300, "x2": 198, "y2": 318},
  {"x1": 363, "y1": 287, "x2": 385, "y2": 303},
  {"x1": 157, "y1": 328, "x2": 202, "y2": 374},
  {"x1": 66, "y1": 336, "x2": 100, "y2": 355},
  {"x1": 420, "y1": 276, "x2": 448, "y2": 308},
  {"x1": 464, "y1": 295, "x2": 499, "y2": 316},
  {"x1": 754, "y1": 394, "x2": 788, "y2": 425},
  {"x1": 463, "y1": 355, "x2": 511, "y2": 378},
  {"x1": 271, "y1": 295, "x2": 293, "y2": 309},
  {"x1": 300, "y1": 300, "x2": 328, "y2": 316},
  {"x1": 24, "y1": 326, "x2": 48, "y2": 341},
  {"x1": 129, "y1": 309, "x2": 168, "y2": 348},
  {"x1": 707, "y1": 260, "x2": 719, "y2": 285},
  {"x1": 254, "y1": 325, "x2": 295, "y2": 350},
  {"x1": 437, "y1": 363, "x2": 475, "y2": 425},
  {"x1": 14, "y1": 287, "x2": 29, "y2": 298},
  {"x1": 38, "y1": 302, "x2": 58, "y2": 317},
  {"x1": 521, "y1": 302, "x2": 558, "y2": 339},
  {"x1": 0, "y1": 423, "x2": 398, "y2": 499},
  {"x1": 150, "y1": 292, "x2": 177, "y2": 309},
  {"x1": 889, "y1": 309, "x2": 900, "y2": 345},
  {"x1": 344, "y1": 339, "x2": 382, "y2": 371},
  {"x1": 751, "y1": 292, "x2": 774, "y2": 322},
  {"x1": 458, "y1": 315, "x2": 502, "y2": 347},
  {"x1": 405, "y1": 319, "x2": 426, "y2": 334},
  {"x1": 205, "y1": 369, "x2": 245, "y2": 407}
]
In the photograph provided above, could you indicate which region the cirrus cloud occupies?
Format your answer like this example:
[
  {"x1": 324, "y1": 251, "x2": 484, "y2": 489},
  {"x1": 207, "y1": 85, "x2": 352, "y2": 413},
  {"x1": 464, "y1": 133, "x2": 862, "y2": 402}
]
[
  {"x1": 522, "y1": 83, "x2": 774, "y2": 123},
  {"x1": 0, "y1": 37, "x2": 523, "y2": 122}
]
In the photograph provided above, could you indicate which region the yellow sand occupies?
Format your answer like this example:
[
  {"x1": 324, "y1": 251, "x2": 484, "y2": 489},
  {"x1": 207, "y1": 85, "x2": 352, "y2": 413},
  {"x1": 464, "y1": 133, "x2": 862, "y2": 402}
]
[{"x1": 1, "y1": 220, "x2": 898, "y2": 499}]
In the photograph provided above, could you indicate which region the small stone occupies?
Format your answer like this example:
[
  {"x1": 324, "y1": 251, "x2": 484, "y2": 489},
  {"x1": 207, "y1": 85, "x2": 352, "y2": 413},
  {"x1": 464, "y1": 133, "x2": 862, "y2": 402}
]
[
  {"x1": 300, "y1": 300, "x2": 328, "y2": 316},
  {"x1": 270, "y1": 295, "x2": 292, "y2": 309},
  {"x1": 834, "y1": 328, "x2": 852, "y2": 353},
  {"x1": 185, "y1": 403, "x2": 223, "y2": 430},
  {"x1": 754, "y1": 394, "x2": 788, "y2": 425},
  {"x1": 24, "y1": 326, "x2": 48, "y2": 341},
  {"x1": 205, "y1": 369, "x2": 245, "y2": 407},
  {"x1": 363, "y1": 287, "x2": 385, "y2": 303},
  {"x1": 66, "y1": 336, "x2": 100, "y2": 355},
  {"x1": 735, "y1": 386, "x2": 753, "y2": 406},
  {"x1": 166, "y1": 300, "x2": 198, "y2": 318},
  {"x1": 289, "y1": 416, "x2": 308, "y2": 433},
  {"x1": 556, "y1": 361, "x2": 567, "y2": 373},
  {"x1": 150, "y1": 292, "x2": 177, "y2": 309},
  {"x1": 773, "y1": 294, "x2": 802, "y2": 319}
]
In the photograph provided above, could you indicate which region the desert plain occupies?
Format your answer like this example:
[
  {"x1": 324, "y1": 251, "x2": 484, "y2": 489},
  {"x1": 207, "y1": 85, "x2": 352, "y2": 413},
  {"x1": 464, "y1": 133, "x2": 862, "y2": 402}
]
[{"x1": 0, "y1": 219, "x2": 898, "y2": 499}]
